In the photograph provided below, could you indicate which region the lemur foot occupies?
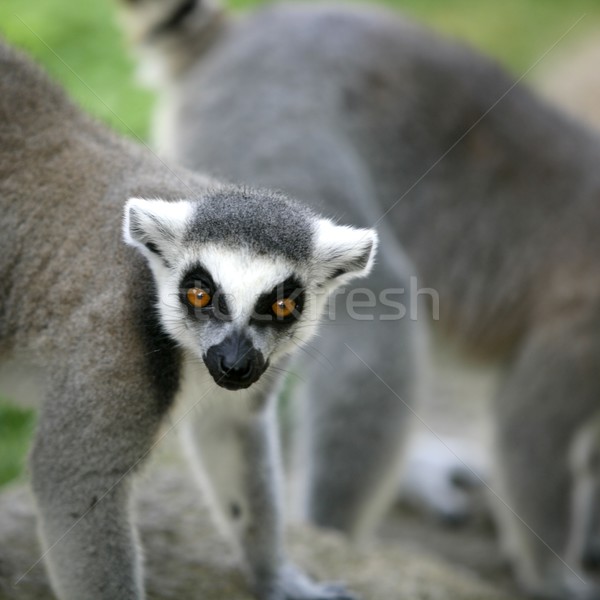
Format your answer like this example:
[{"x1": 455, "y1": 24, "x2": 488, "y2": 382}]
[
  {"x1": 259, "y1": 564, "x2": 357, "y2": 600},
  {"x1": 399, "y1": 432, "x2": 488, "y2": 525}
]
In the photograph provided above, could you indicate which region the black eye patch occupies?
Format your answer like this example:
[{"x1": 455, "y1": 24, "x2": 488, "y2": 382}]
[
  {"x1": 178, "y1": 264, "x2": 231, "y2": 319},
  {"x1": 252, "y1": 275, "x2": 305, "y2": 326},
  {"x1": 179, "y1": 264, "x2": 214, "y2": 295}
]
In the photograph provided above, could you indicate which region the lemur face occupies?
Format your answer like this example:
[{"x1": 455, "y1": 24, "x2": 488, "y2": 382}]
[{"x1": 124, "y1": 187, "x2": 377, "y2": 390}]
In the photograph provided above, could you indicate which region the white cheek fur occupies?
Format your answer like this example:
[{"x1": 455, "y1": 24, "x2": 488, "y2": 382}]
[{"x1": 155, "y1": 266, "x2": 198, "y2": 351}]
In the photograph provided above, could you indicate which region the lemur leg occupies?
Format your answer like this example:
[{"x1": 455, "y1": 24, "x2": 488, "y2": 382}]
[
  {"x1": 298, "y1": 247, "x2": 425, "y2": 541},
  {"x1": 178, "y1": 374, "x2": 355, "y2": 600},
  {"x1": 490, "y1": 312, "x2": 600, "y2": 599},
  {"x1": 30, "y1": 368, "x2": 171, "y2": 600},
  {"x1": 566, "y1": 412, "x2": 600, "y2": 572}
]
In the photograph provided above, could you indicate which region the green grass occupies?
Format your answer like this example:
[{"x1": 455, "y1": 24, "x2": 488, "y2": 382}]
[
  {"x1": 0, "y1": 404, "x2": 35, "y2": 487},
  {"x1": 1, "y1": 0, "x2": 600, "y2": 487},
  {"x1": 0, "y1": 0, "x2": 154, "y2": 139}
]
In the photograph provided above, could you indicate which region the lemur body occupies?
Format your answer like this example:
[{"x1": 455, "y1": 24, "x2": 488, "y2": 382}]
[
  {"x1": 0, "y1": 41, "x2": 375, "y2": 600},
  {"x1": 119, "y1": 2, "x2": 600, "y2": 598}
]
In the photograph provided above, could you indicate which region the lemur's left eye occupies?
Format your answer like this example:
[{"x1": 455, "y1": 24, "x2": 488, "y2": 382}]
[
  {"x1": 272, "y1": 298, "x2": 296, "y2": 319},
  {"x1": 187, "y1": 287, "x2": 212, "y2": 309}
]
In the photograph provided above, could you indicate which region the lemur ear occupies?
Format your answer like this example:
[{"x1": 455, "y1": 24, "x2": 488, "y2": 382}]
[
  {"x1": 123, "y1": 198, "x2": 192, "y2": 260},
  {"x1": 313, "y1": 219, "x2": 378, "y2": 283}
]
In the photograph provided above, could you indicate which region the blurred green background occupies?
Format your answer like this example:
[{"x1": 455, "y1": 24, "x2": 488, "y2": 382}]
[{"x1": 1, "y1": 0, "x2": 600, "y2": 488}]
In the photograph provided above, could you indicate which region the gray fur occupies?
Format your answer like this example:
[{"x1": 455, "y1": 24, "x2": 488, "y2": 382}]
[
  {"x1": 0, "y1": 40, "x2": 374, "y2": 600},
  {"x1": 119, "y1": 1, "x2": 600, "y2": 598},
  {"x1": 185, "y1": 186, "x2": 316, "y2": 262}
]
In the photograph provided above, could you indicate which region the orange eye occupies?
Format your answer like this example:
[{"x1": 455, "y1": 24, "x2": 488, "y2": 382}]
[
  {"x1": 272, "y1": 297, "x2": 296, "y2": 319},
  {"x1": 186, "y1": 287, "x2": 211, "y2": 309}
]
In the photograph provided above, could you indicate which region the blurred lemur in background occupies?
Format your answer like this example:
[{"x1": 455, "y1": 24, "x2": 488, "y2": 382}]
[
  {"x1": 0, "y1": 41, "x2": 378, "y2": 600},
  {"x1": 119, "y1": 1, "x2": 600, "y2": 598}
]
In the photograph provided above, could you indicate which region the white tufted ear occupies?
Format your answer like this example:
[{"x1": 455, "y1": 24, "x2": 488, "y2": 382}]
[
  {"x1": 313, "y1": 219, "x2": 378, "y2": 284},
  {"x1": 123, "y1": 198, "x2": 192, "y2": 261}
]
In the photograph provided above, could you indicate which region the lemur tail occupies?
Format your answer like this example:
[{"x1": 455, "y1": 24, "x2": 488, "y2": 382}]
[{"x1": 117, "y1": 0, "x2": 227, "y2": 86}]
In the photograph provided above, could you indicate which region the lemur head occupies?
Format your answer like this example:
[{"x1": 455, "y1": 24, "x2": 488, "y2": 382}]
[
  {"x1": 118, "y1": 0, "x2": 225, "y2": 87},
  {"x1": 124, "y1": 187, "x2": 377, "y2": 390}
]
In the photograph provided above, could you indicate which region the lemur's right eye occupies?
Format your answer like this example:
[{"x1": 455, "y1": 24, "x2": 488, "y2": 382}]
[
  {"x1": 186, "y1": 287, "x2": 212, "y2": 309},
  {"x1": 272, "y1": 298, "x2": 297, "y2": 319}
]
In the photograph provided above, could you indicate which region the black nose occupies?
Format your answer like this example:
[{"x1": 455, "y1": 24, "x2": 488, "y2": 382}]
[
  {"x1": 204, "y1": 332, "x2": 266, "y2": 390},
  {"x1": 219, "y1": 354, "x2": 253, "y2": 381}
]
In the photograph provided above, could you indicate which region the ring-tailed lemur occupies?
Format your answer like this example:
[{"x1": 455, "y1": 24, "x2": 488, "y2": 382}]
[
  {"x1": 0, "y1": 41, "x2": 376, "y2": 600},
  {"x1": 119, "y1": 0, "x2": 427, "y2": 545},
  {"x1": 118, "y1": 1, "x2": 600, "y2": 598}
]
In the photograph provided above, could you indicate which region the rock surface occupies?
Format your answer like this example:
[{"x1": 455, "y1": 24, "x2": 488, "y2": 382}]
[{"x1": 0, "y1": 456, "x2": 512, "y2": 600}]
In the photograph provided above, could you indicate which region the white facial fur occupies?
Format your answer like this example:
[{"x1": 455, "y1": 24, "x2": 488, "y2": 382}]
[
  {"x1": 123, "y1": 197, "x2": 378, "y2": 377},
  {"x1": 162, "y1": 244, "x2": 316, "y2": 362}
]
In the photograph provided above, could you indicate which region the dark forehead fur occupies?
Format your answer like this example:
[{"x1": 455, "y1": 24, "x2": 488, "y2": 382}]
[{"x1": 185, "y1": 186, "x2": 316, "y2": 262}]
